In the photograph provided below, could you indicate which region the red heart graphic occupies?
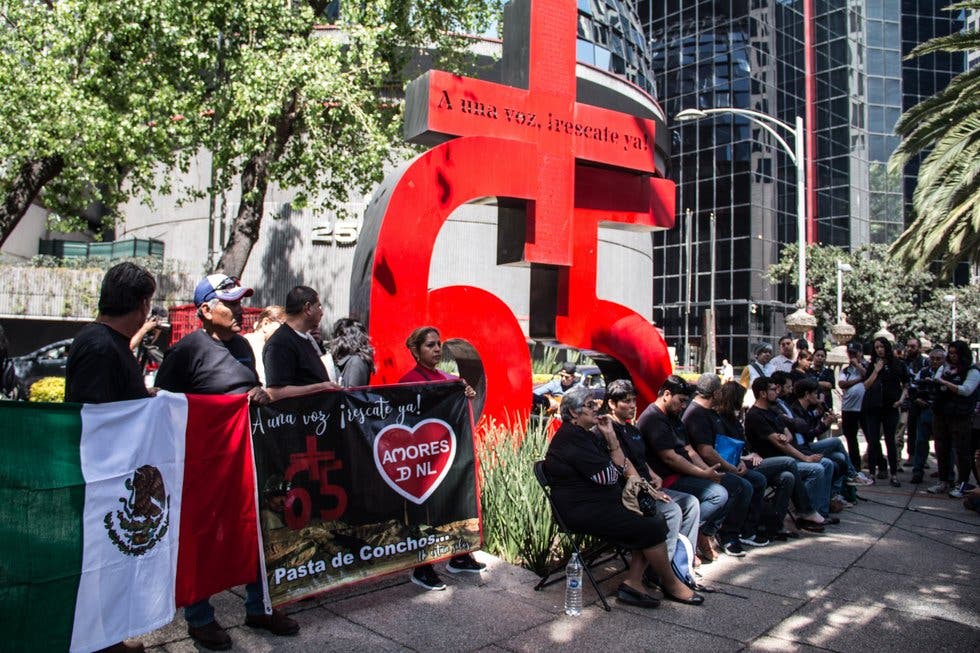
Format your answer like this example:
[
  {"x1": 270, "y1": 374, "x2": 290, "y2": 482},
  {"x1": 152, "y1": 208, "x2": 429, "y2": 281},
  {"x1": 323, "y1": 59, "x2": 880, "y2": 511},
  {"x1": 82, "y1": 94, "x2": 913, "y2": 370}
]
[{"x1": 373, "y1": 419, "x2": 457, "y2": 504}]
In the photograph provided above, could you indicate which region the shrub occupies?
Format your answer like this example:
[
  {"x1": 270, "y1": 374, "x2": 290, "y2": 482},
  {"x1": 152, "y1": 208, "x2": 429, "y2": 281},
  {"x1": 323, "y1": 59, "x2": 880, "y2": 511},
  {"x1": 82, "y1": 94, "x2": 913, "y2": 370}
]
[
  {"x1": 29, "y1": 377, "x2": 66, "y2": 403},
  {"x1": 477, "y1": 418, "x2": 570, "y2": 576}
]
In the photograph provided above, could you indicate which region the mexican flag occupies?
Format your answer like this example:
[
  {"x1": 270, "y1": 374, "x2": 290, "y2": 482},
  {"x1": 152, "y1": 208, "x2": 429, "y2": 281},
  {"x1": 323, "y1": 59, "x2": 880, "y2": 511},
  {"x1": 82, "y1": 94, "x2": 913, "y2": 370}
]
[{"x1": 0, "y1": 392, "x2": 262, "y2": 652}]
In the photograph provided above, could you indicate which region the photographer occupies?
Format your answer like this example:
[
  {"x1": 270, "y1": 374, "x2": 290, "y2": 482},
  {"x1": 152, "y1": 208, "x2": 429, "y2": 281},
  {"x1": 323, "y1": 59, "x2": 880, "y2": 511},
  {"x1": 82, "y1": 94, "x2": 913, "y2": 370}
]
[
  {"x1": 932, "y1": 341, "x2": 980, "y2": 498},
  {"x1": 910, "y1": 348, "x2": 945, "y2": 485}
]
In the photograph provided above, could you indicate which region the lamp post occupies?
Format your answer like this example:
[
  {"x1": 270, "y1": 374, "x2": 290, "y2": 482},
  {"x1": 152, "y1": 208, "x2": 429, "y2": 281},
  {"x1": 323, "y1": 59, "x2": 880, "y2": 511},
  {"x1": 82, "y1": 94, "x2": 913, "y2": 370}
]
[
  {"x1": 676, "y1": 107, "x2": 815, "y2": 336},
  {"x1": 943, "y1": 294, "x2": 957, "y2": 342},
  {"x1": 836, "y1": 261, "x2": 852, "y2": 322}
]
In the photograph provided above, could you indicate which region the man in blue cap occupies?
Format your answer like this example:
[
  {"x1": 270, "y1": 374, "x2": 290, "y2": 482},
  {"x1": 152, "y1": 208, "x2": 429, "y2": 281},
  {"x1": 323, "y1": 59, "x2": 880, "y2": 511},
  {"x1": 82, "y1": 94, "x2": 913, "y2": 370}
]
[{"x1": 156, "y1": 273, "x2": 298, "y2": 650}]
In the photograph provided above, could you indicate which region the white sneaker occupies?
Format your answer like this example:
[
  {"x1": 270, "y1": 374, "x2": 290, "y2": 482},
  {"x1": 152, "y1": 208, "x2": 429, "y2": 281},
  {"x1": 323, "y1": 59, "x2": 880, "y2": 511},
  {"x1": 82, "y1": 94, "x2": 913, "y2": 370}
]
[
  {"x1": 846, "y1": 472, "x2": 874, "y2": 486},
  {"x1": 926, "y1": 482, "x2": 949, "y2": 495}
]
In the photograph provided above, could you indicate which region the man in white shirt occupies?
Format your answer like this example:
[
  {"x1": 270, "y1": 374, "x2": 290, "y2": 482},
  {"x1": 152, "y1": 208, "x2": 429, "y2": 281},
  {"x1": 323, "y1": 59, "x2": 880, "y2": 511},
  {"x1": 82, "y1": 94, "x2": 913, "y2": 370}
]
[{"x1": 770, "y1": 335, "x2": 796, "y2": 373}]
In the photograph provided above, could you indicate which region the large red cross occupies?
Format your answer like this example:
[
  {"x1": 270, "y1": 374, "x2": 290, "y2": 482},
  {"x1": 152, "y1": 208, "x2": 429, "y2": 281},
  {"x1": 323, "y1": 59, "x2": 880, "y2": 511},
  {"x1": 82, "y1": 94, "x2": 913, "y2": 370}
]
[
  {"x1": 404, "y1": 0, "x2": 660, "y2": 266},
  {"x1": 351, "y1": 0, "x2": 676, "y2": 427}
]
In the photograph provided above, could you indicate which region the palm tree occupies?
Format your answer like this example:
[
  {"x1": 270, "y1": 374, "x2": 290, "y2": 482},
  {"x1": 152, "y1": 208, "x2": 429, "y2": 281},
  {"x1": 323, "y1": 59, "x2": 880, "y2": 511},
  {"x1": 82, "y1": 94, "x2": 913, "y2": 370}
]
[{"x1": 889, "y1": 1, "x2": 980, "y2": 279}]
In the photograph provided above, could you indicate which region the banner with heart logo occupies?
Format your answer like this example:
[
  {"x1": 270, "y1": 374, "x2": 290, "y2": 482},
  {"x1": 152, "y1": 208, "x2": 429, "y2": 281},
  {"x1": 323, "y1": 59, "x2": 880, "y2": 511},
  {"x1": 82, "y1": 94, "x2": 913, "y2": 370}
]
[
  {"x1": 250, "y1": 381, "x2": 480, "y2": 606},
  {"x1": 373, "y1": 419, "x2": 457, "y2": 504}
]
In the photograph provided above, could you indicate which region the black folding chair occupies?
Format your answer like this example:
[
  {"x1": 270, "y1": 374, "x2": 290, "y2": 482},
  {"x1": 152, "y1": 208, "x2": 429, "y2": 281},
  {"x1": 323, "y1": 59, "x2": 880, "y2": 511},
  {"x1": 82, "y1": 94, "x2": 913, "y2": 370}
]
[{"x1": 532, "y1": 460, "x2": 629, "y2": 611}]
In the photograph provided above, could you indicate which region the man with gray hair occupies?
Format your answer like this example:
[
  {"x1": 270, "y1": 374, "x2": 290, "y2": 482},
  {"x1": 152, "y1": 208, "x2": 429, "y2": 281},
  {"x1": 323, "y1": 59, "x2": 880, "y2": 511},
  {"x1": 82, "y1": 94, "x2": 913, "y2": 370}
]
[{"x1": 683, "y1": 374, "x2": 769, "y2": 549}]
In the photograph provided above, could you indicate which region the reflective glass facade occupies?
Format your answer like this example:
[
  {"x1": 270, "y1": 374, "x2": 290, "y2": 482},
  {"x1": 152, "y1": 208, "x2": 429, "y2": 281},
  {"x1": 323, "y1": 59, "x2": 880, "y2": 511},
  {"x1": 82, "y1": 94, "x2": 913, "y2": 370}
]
[
  {"x1": 639, "y1": 0, "x2": 964, "y2": 365},
  {"x1": 578, "y1": 0, "x2": 658, "y2": 97}
]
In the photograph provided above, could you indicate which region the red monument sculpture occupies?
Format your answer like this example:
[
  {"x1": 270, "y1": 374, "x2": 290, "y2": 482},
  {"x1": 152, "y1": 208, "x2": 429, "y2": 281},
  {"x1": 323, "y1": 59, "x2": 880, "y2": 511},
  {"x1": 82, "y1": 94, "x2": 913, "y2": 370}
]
[{"x1": 350, "y1": 0, "x2": 676, "y2": 427}]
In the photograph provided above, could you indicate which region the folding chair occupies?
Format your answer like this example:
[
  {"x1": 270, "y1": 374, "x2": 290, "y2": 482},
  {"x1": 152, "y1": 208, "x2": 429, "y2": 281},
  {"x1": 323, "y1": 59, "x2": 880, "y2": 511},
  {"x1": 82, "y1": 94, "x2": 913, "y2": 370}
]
[{"x1": 532, "y1": 460, "x2": 629, "y2": 611}]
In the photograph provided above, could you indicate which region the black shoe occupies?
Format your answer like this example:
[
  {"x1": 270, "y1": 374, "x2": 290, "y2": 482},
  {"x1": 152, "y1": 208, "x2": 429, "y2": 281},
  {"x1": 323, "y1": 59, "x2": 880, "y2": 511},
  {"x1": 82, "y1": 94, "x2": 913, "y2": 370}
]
[
  {"x1": 911, "y1": 475, "x2": 923, "y2": 484},
  {"x1": 795, "y1": 518, "x2": 825, "y2": 533},
  {"x1": 187, "y1": 621, "x2": 232, "y2": 651},
  {"x1": 660, "y1": 585, "x2": 705, "y2": 605},
  {"x1": 617, "y1": 582, "x2": 661, "y2": 608},
  {"x1": 720, "y1": 539, "x2": 746, "y2": 557},
  {"x1": 446, "y1": 553, "x2": 486, "y2": 573},
  {"x1": 738, "y1": 534, "x2": 770, "y2": 547},
  {"x1": 890, "y1": 476, "x2": 901, "y2": 488},
  {"x1": 410, "y1": 564, "x2": 446, "y2": 590},
  {"x1": 642, "y1": 567, "x2": 661, "y2": 590},
  {"x1": 773, "y1": 529, "x2": 800, "y2": 541},
  {"x1": 245, "y1": 609, "x2": 299, "y2": 636}
]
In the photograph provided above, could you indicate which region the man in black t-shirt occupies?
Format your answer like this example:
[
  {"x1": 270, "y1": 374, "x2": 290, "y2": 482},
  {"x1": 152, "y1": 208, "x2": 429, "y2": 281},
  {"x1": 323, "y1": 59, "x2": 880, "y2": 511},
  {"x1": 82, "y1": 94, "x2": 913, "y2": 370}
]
[
  {"x1": 156, "y1": 274, "x2": 297, "y2": 650},
  {"x1": 683, "y1": 374, "x2": 769, "y2": 548},
  {"x1": 745, "y1": 376, "x2": 831, "y2": 530},
  {"x1": 263, "y1": 285, "x2": 340, "y2": 401},
  {"x1": 636, "y1": 375, "x2": 731, "y2": 560},
  {"x1": 65, "y1": 262, "x2": 156, "y2": 653},
  {"x1": 66, "y1": 262, "x2": 156, "y2": 406}
]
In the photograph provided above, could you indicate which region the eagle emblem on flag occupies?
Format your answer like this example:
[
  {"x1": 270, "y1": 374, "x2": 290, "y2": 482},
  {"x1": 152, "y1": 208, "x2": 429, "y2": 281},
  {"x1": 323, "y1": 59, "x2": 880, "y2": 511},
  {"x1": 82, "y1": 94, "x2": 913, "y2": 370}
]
[{"x1": 104, "y1": 465, "x2": 170, "y2": 556}]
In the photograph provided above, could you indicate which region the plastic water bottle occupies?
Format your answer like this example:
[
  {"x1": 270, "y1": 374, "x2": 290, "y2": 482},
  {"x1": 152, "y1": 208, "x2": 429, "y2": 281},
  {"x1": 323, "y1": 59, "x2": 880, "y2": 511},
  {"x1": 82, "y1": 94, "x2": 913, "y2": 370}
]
[{"x1": 564, "y1": 553, "x2": 583, "y2": 616}]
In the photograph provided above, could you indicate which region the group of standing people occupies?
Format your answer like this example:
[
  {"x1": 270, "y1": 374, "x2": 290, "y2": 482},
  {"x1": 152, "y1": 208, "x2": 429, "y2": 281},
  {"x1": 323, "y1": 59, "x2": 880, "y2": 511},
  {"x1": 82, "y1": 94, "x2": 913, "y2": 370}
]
[
  {"x1": 64, "y1": 262, "x2": 484, "y2": 652},
  {"x1": 746, "y1": 333, "x2": 979, "y2": 500}
]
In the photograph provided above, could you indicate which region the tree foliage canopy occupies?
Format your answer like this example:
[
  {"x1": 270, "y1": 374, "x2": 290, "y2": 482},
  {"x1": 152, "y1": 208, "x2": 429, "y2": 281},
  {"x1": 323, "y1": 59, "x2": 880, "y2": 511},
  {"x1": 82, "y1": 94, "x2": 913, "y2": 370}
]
[
  {"x1": 768, "y1": 243, "x2": 979, "y2": 345},
  {"x1": 889, "y1": 0, "x2": 980, "y2": 277}
]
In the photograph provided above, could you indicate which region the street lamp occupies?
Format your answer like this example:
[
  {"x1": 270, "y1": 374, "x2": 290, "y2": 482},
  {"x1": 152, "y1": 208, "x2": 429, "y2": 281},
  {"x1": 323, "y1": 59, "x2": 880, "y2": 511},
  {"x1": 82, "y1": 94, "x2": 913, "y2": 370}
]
[
  {"x1": 836, "y1": 261, "x2": 853, "y2": 322},
  {"x1": 675, "y1": 107, "x2": 814, "y2": 335},
  {"x1": 827, "y1": 261, "x2": 854, "y2": 365},
  {"x1": 943, "y1": 294, "x2": 957, "y2": 341}
]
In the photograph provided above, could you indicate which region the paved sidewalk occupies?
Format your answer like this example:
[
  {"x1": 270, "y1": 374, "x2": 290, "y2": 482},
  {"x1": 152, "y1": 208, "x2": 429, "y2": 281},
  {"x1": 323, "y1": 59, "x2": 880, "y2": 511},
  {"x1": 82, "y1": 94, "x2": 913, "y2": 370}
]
[{"x1": 145, "y1": 481, "x2": 979, "y2": 652}]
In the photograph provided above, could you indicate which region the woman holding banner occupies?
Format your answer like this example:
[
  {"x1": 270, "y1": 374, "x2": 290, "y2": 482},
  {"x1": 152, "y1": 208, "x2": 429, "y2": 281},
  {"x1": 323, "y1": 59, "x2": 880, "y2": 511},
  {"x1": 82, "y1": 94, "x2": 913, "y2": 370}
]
[{"x1": 400, "y1": 326, "x2": 482, "y2": 591}]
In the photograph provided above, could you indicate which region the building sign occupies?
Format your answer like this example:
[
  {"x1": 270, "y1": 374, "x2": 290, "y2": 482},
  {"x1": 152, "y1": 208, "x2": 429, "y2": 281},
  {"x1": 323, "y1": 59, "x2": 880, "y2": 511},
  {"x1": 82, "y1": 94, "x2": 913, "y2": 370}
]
[{"x1": 350, "y1": 0, "x2": 677, "y2": 426}]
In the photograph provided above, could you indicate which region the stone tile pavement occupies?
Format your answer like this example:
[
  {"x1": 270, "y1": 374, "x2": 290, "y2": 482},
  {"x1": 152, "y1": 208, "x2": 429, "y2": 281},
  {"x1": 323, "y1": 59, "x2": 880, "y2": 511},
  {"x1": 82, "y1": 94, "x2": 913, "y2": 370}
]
[{"x1": 145, "y1": 480, "x2": 979, "y2": 652}]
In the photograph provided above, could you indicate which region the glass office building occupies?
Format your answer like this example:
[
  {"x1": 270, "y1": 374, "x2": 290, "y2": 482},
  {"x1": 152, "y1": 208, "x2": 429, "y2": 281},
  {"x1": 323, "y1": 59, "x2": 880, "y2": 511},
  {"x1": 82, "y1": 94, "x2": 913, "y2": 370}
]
[{"x1": 638, "y1": 0, "x2": 965, "y2": 365}]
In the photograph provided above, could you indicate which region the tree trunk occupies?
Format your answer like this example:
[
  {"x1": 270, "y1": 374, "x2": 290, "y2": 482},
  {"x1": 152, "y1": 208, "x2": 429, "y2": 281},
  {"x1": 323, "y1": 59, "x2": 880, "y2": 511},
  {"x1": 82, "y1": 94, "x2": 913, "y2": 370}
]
[
  {"x1": 215, "y1": 93, "x2": 298, "y2": 278},
  {"x1": 0, "y1": 156, "x2": 64, "y2": 248}
]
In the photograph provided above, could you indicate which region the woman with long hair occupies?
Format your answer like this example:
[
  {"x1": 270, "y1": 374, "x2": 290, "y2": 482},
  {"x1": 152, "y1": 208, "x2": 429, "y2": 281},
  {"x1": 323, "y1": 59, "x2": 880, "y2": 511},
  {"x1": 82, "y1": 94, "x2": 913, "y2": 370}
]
[
  {"x1": 930, "y1": 341, "x2": 980, "y2": 498},
  {"x1": 329, "y1": 318, "x2": 375, "y2": 387},
  {"x1": 862, "y1": 337, "x2": 909, "y2": 487}
]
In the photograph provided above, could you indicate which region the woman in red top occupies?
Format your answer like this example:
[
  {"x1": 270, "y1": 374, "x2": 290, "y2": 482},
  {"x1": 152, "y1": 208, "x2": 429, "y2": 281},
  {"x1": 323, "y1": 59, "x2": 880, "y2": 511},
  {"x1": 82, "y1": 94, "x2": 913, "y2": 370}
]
[{"x1": 399, "y1": 326, "x2": 481, "y2": 590}]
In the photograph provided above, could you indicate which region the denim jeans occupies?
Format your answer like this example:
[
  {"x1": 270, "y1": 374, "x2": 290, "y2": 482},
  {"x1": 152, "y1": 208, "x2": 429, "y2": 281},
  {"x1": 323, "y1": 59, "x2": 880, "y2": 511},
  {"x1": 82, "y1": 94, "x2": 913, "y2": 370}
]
[
  {"x1": 662, "y1": 488, "x2": 700, "y2": 556},
  {"x1": 717, "y1": 470, "x2": 767, "y2": 540},
  {"x1": 911, "y1": 408, "x2": 933, "y2": 479},
  {"x1": 806, "y1": 438, "x2": 849, "y2": 497},
  {"x1": 752, "y1": 456, "x2": 797, "y2": 524},
  {"x1": 795, "y1": 460, "x2": 832, "y2": 517},
  {"x1": 669, "y1": 476, "x2": 729, "y2": 537},
  {"x1": 185, "y1": 580, "x2": 264, "y2": 627}
]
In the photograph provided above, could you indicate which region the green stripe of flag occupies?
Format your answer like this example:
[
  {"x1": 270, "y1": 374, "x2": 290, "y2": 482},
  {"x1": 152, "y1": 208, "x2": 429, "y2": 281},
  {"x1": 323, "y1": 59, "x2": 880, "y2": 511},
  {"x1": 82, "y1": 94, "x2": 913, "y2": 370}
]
[{"x1": 0, "y1": 401, "x2": 85, "y2": 651}]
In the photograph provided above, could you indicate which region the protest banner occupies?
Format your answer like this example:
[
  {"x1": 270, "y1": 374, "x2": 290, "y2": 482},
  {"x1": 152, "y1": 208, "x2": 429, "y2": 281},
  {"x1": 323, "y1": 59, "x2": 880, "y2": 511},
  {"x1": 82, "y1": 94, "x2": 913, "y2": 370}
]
[{"x1": 250, "y1": 380, "x2": 480, "y2": 605}]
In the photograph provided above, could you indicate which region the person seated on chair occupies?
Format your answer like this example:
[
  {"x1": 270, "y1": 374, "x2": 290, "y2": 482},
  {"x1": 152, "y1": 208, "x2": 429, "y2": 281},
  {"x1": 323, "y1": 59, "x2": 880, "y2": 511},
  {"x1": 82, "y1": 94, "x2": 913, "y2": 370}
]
[
  {"x1": 533, "y1": 361, "x2": 585, "y2": 414},
  {"x1": 636, "y1": 375, "x2": 732, "y2": 562},
  {"x1": 682, "y1": 373, "x2": 770, "y2": 548},
  {"x1": 544, "y1": 386, "x2": 704, "y2": 607},
  {"x1": 604, "y1": 379, "x2": 701, "y2": 567}
]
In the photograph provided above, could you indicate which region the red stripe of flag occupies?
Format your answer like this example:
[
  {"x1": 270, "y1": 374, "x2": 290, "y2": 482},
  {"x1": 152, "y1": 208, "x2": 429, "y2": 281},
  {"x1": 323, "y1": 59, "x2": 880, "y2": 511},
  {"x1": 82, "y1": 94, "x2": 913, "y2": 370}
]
[{"x1": 175, "y1": 394, "x2": 259, "y2": 606}]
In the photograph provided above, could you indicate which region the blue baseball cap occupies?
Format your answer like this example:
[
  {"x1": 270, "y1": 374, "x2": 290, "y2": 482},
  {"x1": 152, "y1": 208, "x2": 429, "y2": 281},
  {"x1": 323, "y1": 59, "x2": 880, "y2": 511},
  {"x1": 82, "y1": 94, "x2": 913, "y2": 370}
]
[{"x1": 194, "y1": 274, "x2": 253, "y2": 306}]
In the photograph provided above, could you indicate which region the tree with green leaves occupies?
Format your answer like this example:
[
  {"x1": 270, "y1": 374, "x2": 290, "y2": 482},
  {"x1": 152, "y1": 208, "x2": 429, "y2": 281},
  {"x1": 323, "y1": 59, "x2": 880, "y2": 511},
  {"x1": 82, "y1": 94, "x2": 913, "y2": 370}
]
[
  {"x1": 889, "y1": 0, "x2": 980, "y2": 278},
  {"x1": 768, "y1": 243, "x2": 978, "y2": 345},
  {"x1": 182, "y1": 0, "x2": 501, "y2": 276},
  {"x1": 0, "y1": 0, "x2": 201, "y2": 244}
]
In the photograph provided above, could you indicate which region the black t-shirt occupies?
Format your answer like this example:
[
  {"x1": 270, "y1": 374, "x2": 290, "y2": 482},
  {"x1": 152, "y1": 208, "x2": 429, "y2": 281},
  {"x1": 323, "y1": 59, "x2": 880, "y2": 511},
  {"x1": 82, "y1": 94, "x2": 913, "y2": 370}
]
[
  {"x1": 66, "y1": 322, "x2": 149, "y2": 403},
  {"x1": 612, "y1": 420, "x2": 650, "y2": 480},
  {"x1": 744, "y1": 406, "x2": 788, "y2": 459},
  {"x1": 807, "y1": 366, "x2": 836, "y2": 412},
  {"x1": 681, "y1": 401, "x2": 723, "y2": 450},
  {"x1": 263, "y1": 324, "x2": 329, "y2": 387},
  {"x1": 155, "y1": 329, "x2": 258, "y2": 395},
  {"x1": 544, "y1": 422, "x2": 621, "y2": 504},
  {"x1": 636, "y1": 403, "x2": 691, "y2": 479},
  {"x1": 863, "y1": 358, "x2": 909, "y2": 409}
]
